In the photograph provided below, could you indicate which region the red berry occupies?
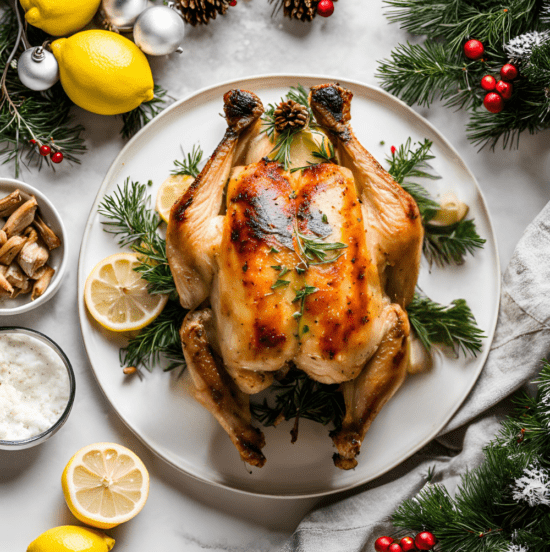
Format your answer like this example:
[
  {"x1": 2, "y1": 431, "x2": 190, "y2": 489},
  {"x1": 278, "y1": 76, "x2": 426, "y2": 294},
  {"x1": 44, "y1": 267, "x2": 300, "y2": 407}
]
[
  {"x1": 375, "y1": 536, "x2": 394, "y2": 552},
  {"x1": 388, "y1": 544, "x2": 403, "y2": 552},
  {"x1": 483, "y1": 92, "x2": 504, "y2": 113},
  {"x1": 500, "y1": 63, "x2": 518, "y2": 81},
  {"x1": 50, "y1": 151, "x2": 64, "y2": 164},
  {"x1": 391, "y1": 145, "x2": 397, "y2": 155},
  {"x1": 480, "y1": 75, "x2": 496, "y2": 91},
  {"x1": 495, "y1": 80, "x2": 513, "y2": 100},
  {"x1": 39, "y1": 145, "x2": 51, "y2": 156},
  {"x1": 400, "y1": 536, "x2": 416, "y2": 551},
  {"x1": 317, "y1": 0, "x2": 334, "y2": 17},
  {"x1": 463, "y1": 39, "x2": 484, "y2": 60},
  {"x1": 29, "y1": 139, "x2": 37, "y2": 145},
  {"x1": 229, "y1": 0, "x2": 237, "y2": 5},
  {"x1": 415, "y1": 531, "x2": 437, "y2": 550}
]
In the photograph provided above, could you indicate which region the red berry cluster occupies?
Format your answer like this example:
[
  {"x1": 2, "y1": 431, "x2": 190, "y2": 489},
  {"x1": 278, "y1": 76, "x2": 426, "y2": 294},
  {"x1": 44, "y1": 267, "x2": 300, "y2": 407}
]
[
  {"x1": 463, "y1": 39, "x2": 519, "y2": 114},
  {"x1": 375, "y1": 531, "x2": 437, "y2": 552},
  {"x1": 29, "y1": 139, "x2": 64, "y2": 164}
]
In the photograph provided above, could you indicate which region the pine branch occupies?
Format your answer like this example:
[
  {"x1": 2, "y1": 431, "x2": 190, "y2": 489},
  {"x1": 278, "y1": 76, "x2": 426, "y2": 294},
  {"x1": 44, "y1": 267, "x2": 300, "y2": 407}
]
[
  {"x1": 407, "y1": 293, "x2": 485, "y2": 357},
  {"x1": 120, "y1": 84, "x2": 170, "y2": 139},
  {"x1": 120, "y1": 299, "x2": 186, "y2": 372}
]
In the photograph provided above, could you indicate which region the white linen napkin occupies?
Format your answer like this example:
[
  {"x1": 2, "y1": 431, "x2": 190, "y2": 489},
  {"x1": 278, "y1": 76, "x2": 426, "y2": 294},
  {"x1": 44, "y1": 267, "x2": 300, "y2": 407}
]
[{"x1": 279, "y1": 201, "x2": 550, "y2": 552}]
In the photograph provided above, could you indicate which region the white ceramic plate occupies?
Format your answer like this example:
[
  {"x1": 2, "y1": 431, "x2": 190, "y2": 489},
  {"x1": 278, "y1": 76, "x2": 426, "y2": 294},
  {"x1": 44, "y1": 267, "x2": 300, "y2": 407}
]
[{"x1": 78, "y1": 75, "x2": 500, "y2": 498}]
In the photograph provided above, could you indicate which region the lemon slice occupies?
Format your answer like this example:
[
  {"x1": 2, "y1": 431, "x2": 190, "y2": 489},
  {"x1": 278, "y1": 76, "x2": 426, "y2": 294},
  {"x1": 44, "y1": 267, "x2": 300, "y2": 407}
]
[
  {"x1": 156, "y1": 174, "x2": 194, "y2": 223},
  {"x1": 62, "y1": 443, "x2": 150, "y2": 530},
  {"x1": 84, "y1": 252, "x2": 168, "y2": 332}
]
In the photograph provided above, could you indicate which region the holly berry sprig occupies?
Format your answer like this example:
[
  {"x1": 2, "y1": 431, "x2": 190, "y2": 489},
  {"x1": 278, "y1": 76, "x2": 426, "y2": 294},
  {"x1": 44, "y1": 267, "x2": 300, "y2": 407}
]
[
  {"x1": 375, "y1": 531, "x2": 437, "y2": 552},
  {"x1": 29, "y1": 139, "x2": 65, "y2": 164},
  {"x1": 463, "y1": 39, "x2": 519, "y2": 114}
]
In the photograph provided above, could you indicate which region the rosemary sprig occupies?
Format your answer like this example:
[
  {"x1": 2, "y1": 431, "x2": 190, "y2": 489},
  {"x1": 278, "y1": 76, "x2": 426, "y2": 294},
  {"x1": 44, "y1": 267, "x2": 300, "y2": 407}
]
[
  {"x1": 98, "y1": 179, "x2": 177, "y2": 296},
  {"x1": 387, "y1": 139, "x2": 486, "y2": 267},
  {"x1": 120, "y1": 299, "x2": 186, "y2": 372},
  {"x1": 268, "y1": 127, "x2": 300, "y2": 171},
  {"x1": 292, "y1": 284, "x2": 318, "y2": 320},
  {"x1": 295, "y1": 228, "x2": 347, "y2": 266},
  {"x1": 406, "y1": 292, "x2": 485, "y2": 357},
  {"x1": 250, "y1": 368, "x2": 345, "y2": 443},
  {"x1": 311, "y1": 137, "x2": 335, "y2": 163},
  {"x1": 171, "y1": 144, "x2": 203, "y2": 177},
  {"x1": 120, "y1": 84, "x2": 170, "y2": 140}
]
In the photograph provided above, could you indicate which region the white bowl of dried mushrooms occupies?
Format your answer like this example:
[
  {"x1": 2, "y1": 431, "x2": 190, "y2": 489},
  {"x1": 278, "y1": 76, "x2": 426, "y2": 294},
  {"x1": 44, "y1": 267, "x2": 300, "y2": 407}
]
[{"x1": 0, "y1": 179, "x2": 67, "y2": 315}]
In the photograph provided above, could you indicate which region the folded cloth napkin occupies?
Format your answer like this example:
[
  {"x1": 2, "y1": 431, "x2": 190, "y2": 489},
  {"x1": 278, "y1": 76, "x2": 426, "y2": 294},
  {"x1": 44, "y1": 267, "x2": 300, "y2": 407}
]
[{"x1": 279, "y1": 201, "x2": 550, "y2": 552}]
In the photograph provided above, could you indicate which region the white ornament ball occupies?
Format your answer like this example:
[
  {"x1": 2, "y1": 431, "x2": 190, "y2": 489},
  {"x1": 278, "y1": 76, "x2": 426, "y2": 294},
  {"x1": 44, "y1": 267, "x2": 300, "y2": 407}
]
[
  {"x1": 17, "y1": 47, "x2": 59, "y2": 91},
  {"x1": 102, "y1": 0, "x2": 149, "y2": 30},
  {"x1": 133, "y1": 5, "x2": 185, "y2": 56}
]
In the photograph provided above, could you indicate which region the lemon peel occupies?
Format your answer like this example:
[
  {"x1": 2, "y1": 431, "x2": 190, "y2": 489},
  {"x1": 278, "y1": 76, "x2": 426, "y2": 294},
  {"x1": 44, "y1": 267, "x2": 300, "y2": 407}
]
[
  {"x1": 51, "y1": 31, "x2": 154, "y2": 115},
  {"x1": 27, "y1": 525, "x2": 115, "y2": 552},
  {"x1": 20, "y1": 0, "x2": 101, "y2": 37}
]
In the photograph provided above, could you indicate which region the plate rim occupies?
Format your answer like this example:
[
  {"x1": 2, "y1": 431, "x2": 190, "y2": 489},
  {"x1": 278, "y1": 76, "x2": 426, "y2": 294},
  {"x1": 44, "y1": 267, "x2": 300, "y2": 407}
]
[{"x1": 78, "y1": 73, "x2": 501, "y2": 499}]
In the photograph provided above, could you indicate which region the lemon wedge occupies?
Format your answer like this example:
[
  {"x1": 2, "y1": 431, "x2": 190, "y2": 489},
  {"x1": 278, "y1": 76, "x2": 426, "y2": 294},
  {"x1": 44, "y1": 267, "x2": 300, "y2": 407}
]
[
  {"x1": 155, "y1": 174, "x2": 194, "y2": 223},
  {"x1": 61, "y1": 443, "x2": 150, "y2": 530},
  {"x1": 27, "y1": 525, "x2": 114, "y2": 552},
  {"x1": 84, "y1": 252, "x2": 168, "y2": 332}
]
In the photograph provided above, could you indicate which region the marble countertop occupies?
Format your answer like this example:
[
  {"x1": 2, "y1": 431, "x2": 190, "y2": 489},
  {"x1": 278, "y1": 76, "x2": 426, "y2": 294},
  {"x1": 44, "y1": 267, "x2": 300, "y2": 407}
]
[{"x1": 1, "y1": 1, "x2": 549, "y2": 550}]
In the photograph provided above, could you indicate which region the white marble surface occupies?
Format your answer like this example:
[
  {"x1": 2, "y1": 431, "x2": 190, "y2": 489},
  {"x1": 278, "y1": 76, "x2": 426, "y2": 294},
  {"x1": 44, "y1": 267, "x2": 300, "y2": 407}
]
[{"x1": 1, "y1": 1, "x2": 550, "y2": 550}]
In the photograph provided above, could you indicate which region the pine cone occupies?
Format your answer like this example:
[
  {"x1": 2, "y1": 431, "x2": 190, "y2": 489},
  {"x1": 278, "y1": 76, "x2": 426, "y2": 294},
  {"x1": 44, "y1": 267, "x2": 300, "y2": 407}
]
[
  {"x1": 271, "y1": 0, "x2": 338, "y2": 22},
  {"x1": 177, "y1": 0, "x2": 230, "y2": 26},
  {"x1": 274, "y1": 100, "x2": 309, "y2": 132}
]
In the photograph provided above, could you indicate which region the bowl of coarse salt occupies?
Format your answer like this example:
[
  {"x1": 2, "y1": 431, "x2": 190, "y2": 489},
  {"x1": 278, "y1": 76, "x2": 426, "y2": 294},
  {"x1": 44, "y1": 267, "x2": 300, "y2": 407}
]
[{"x1": 0, "y1": 327, "x2": 75, "y2": 450}]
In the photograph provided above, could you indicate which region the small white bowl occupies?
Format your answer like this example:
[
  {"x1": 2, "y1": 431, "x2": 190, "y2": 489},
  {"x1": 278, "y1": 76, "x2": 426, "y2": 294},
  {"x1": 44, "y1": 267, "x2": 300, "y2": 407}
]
[{"x1": 0, "y1": 178, "x2": 67, "y2": 315}]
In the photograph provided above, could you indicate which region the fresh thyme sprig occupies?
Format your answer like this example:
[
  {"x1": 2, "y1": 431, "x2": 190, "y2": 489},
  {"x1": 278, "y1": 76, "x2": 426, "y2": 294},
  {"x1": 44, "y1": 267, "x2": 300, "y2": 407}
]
[
  {"x1": 120, "y1": 84, "x2": 170, "y2": 140},
  {"x1": 295, "y1": 228, "x2": 347, "y2": 266},
  {"x1": 250, "y1": 368, "x2": 345, "y2": 443},
  {"x1": 172, "y1": 144, "x2": 204, "y2": 177},
  {"x1": 406, "y1": 292, "x2": 485, "y2": 357},
  {"x1": 387, "y1": 139, "x2": 486, "y2": 267},
  {"x1": 120, "y1": 299, "x2": 186, "y2": 373},
  {"x1": 98, "y1": 179, "x2": 176, "y2": 296}
]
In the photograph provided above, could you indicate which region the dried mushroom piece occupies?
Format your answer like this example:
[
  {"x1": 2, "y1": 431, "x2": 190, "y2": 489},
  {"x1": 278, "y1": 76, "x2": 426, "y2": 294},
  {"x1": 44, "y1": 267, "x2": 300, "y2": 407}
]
[
  {"x1": 31, "y1": 265, "x2": 55, "y2": 301},
  {"x1": 5, "y1": 262, "x2": 29, "y2": 290},
  {"x1": 0, "y1": 230, "x2": 7, "y2": 246},
  {"x1": 33, "y1": 214, "x2": 61, "y2": 250},
  {"x1": 18, "y1": 237, "x2": 49, "y2": 278},
  {"x1": 0, "y1": 190, "x2": 24, "y2": 218},
  {"x1": 3, "y1": 196, "x2": 38, "y2": 238},
  {"x1": 0, "y1": 271, "x2": 14, "y2": 297},
  {"x1": 0, "y1": 235, "x2": 27, "y2": 265}
]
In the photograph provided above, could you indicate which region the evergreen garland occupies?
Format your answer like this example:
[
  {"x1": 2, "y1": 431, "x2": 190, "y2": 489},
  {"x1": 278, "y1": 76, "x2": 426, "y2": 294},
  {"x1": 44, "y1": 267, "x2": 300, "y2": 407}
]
[
  {"x1": 376, "y1": 0, "x2": 550, "y2": 149},
  {"x1": 391, "y1": 361, "x2": 550, "y2": 552}
]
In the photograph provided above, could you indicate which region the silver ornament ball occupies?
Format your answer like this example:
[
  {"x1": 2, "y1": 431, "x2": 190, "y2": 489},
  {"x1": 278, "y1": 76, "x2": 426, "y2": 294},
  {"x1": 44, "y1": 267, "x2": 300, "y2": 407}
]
[
  {"x1": 133, "y1": 5, "x2": 185, "y2": 56},
  {"x1": 17, "y1": 47, "x2": 59, "y2": 91},
  {"x1": 101, "y1": 0, "x2": 149, "y2": 30}
]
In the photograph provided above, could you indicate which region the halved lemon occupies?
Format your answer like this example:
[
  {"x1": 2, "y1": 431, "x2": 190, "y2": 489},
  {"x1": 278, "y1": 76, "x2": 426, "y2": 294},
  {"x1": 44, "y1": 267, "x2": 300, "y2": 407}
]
[
  {"x1": 62, "y1": 442, "x2": 150, "y2": 530},
  {"x1": 84, "y1": 252, "x2": 168, "y2": 332},
  {"x1": 155, "y1": 174, "x2": 194, "y2": 223}
]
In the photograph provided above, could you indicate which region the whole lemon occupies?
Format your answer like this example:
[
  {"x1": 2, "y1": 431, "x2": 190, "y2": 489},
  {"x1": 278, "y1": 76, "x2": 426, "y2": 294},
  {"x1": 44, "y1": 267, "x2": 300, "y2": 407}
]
[
  {"x1": 51, "y1": 31, "x2": 155, "y2": 115},
  {"x1": 20, "y1": 0, "x2": 101, "y2": 37},
  {"x1": 27, "y1": 525, "x2": 114, "y2": 552}
]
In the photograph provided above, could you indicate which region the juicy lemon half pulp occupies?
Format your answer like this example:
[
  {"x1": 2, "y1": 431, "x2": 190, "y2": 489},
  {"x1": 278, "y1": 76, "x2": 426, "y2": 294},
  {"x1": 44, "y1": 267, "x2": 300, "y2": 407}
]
[
  {"x1": 27, "y1": 525, "x2": 114, "y2": 552},
  {"x1": 155, "y1": 174, "x2": 194, "y2": 223},
  {"x1": 62, "y1": 443, "x2": 150, "y2": 530},
  {"x1": 84, "y1": 252, "x2": 168, "y2": 332}
]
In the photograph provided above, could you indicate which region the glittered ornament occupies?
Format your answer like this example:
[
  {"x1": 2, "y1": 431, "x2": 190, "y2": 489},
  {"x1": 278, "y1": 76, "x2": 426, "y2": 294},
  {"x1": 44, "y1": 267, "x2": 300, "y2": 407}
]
[
  {"x1": 399, "y1": 536, "x2": 415, "y2": 552},
  {"x1": 464, "y1": 39, "x2": 484, "y2": 60},
  {"x1": 500, "y1": 63, "x2": 518, "y2": 81},
  {"x1": 133, "y1": 5, "x2": 185, "y2": 56},
  {"x1": 483, "y1": 92, "x2": 504, "y2": 113},
  {"x1": 17, "y1": 46, "x2": 59, "y2": 91},
  {"x1": 101, "y1": 0, "x2": 149, "y2": 30},
  {"x1": 415, "y1": 531, "x2": 437, "y2": 550},
  {"x1": 388, "y1": 544, "x2": 403, "y2": 552},
  {"x1": 374, "y1": 536, "x2": 394, "y2": 552},
  {"x1": 39, "y1": 145, "x2": 51, "y2": 156},
  {"x1": 496, "y1": 80, "x2": 513, "y2": 100},
  {"x1": 480, "y1": 75, "x2": 496, "y2": 91},
  {"x1": 317, "y1": 0, "x2": 334, "y2": 17}
]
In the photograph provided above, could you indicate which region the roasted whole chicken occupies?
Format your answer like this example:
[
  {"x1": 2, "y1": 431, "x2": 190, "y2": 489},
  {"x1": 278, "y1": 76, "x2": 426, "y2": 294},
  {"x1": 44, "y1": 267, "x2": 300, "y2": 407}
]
[{"x1": 167, "y1": 84, "x2": 424, "y2": 469}]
